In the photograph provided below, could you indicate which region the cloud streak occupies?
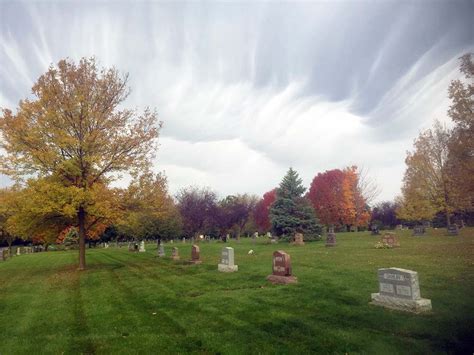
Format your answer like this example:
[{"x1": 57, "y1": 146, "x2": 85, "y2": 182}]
[{"x1": 0, "y1": 1, "x2": 473, "y2": 201}]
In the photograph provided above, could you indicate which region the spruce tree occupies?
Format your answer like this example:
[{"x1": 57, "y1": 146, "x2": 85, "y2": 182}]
[{"x1": 270, "y1": 168, "x2": 322, "y2": 240}]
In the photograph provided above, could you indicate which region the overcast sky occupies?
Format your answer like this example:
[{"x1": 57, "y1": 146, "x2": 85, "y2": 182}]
[{"x1": 1, "y1": 1, "x2": 473, "y2": 203}]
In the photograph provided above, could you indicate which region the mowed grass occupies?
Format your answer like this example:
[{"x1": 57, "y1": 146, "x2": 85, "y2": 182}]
[{"x1": 1, "y1": 229, "x2": 473, "y2": 354}]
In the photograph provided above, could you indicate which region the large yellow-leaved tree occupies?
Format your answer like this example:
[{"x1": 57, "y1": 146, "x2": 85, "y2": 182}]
[{"x1": 0, "y1": 58, "x2": 161, "y2": 270}]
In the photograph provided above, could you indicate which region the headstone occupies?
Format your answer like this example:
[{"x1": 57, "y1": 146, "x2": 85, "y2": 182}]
[
  {"x1": 266, "y1": 232, "x2": 272, "y2": 238},
  {"x1": 370, "y1": 267, "x2": 432, "y2": 313},
  {"x1": 190, "y1": 244, "x2": 202, "y2": 264},
  {"x1": 422, "y1": 221, "x2": 431, "y2": 228},
  {"x1": 0, "y1": 249, "x2": 5, "y2": 261},
  {"x1": 326, "y1": 228, "x2": 337, "y2": 247},
  {"x1": 104, "y1": 243, "x2": 109, "y2": 249},
  {"x1": 413, "y1": 225, "x2": 425, "y2": 236},
  {"x1": 395, "y1": 224, "x2": 403, "y2": 230},
  {"x1": 158, "y1": 244, "x2": 165, "y2": 257},
  {"x1": 446, "y1": 224, "x2": 459, "y2": 236},
  {"x1": 292, "y1": 233, "x2": 305, "y2": 246},
  {"x1": 16, "y1": 248, "x2": 21, "y2": 256},
  {"x1": 1, "y1": 248, "x2": 10, "y2": 260},
  {"x1": 266, "y1": 250, "x2": 297, "y2": 284},
  {"x1": 171, "y1": 247, "x2": 180, "y2": 260},
  {"x1": 270, "y1": 238, "x2": 278, "y2": 244},
  {"x1": 170, "y1": 240, "x2": 174, "y2": 244},
  {"x1": 381, "y1": 233, "x2": 400, "y2": 247},
  {"x1": 218, "y1": 247, "x2": 238, "y2": 272},
  {"x1": 139, "y1": 241, "x2": 146, "y2": 252},
  {"x1": 182, "y1": 237, "x2": 186, "y2": 243},
  {"x1": 371, "y1": 225, "x2": 380, "y2": 235}
]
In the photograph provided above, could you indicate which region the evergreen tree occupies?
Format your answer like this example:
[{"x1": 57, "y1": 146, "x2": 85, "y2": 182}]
[{"x1": 270, "y1": 168, "x2": 322, "y2": 240}]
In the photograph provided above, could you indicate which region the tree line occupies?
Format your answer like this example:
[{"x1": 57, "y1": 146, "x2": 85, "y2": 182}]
[
  {"x1": 1, "y1": 55, "x2": 471, "y2": 270},
  {"x1": 397, "y1": 54, "x2": 473, "y2": 227}
]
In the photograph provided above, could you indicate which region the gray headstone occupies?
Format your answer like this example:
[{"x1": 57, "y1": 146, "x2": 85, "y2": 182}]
[
  {"x1": 218, "y1": 247, "x2": 238, "y2": 272},
  {"x1": 371, "y1": 267, "x2": 432, "y2": 313},
  {"x1": 447, "y1": 224, "x2": 459, "y2": 236},
  {"x1": 413, "y1": 225, "x2": 425, "y2": 236},
  {"x1": 158, "y1": 244, "x2": 165, "y2": 257}
]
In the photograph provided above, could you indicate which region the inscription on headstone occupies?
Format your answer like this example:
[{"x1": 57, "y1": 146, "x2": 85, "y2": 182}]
[
  {"x1": 266, "y1": 251, "x2": 297, "y2": 284},
  {"x1": 218, "y1": 247, "x2": 238, "y2": 272},
  {"x1": 370, "y1": 267, "x2": 432, "y2": 313}
]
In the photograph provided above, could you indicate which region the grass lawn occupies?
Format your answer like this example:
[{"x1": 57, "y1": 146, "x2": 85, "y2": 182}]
[{"x1": 1, "y1": 229, "x2": 473, "y2": 354}]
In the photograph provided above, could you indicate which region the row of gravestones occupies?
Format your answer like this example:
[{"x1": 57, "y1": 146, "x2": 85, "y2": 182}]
[
  {"x1": 374, "y1": 225, "x2": 460, "y2": 237},
  {"x1": 0, "y1": 246, "x2": 36, "y2": 261},
  {"x1": 267, "y1": 250, "x2": 431, "y2": 314},
  {"x1": 151, "y1": 244, "x2": 433, "y2": 315},
  {"x1": 413, "y1": 224, "x2": 460, "y2": 236}
]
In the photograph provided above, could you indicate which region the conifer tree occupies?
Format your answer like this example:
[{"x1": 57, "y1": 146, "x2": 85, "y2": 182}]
[{"x1": 270, "y1": 168, "x2": 322, "y2": 239}]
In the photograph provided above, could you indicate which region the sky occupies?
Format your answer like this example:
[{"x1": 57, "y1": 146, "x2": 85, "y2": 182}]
[{"x1": 0, "y1": 1, "x2": 473, "y2": 203}]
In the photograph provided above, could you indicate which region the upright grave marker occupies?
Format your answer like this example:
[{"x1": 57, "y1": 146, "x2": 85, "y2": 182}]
[
  {"x1": 371, "y1": 225, "x2": 380, "y2": 235},
  {"x1": 218, "y1": 247, "x2": 238, "y2": 272},
  {"x1": 381, "y1": 233, "x2": 400, "y2": 247},
  {"x1": 171, "y1": 247, "x2": 180, "y2": 260},
  {"x1": 158, "y1": 244, "x2": 165, "y2": 257},
  {"x1": 266, "y1": 250, "x2": 297, "y2": 284},
  {"x1": 292, "y1": 233, "x2": 305, "y2": 246},
  {"x1": 413, "y1": 225, "x2": 425, "y2": 236},
  {"x1": 370, "y1": 267, "x2": 432, "y2": 313},
  {"x1": 139, "y1": 241, "x2": 146, "y2": 252},
  {"x1": 326, "y1": 226, "x2": 336, "y2": 247},
  {"x1": 189, "y1": 245, "x2": 202, "y2": 264},
  {"x1": 446, "y1": 224, "x2": 459, "y2": 236}
]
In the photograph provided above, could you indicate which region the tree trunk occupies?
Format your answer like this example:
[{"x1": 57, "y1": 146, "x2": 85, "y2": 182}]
[
  {"x1": 445, "y1": 208, "x2": 451, "y2": 227},
  {"x1": 78, "y1": 206, "x2": 86, "y2": 271}
]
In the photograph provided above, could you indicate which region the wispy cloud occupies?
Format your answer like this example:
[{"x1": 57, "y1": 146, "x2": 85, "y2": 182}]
[{"x1": 0, "y1": 1, "x2": 472, "y2": 201}]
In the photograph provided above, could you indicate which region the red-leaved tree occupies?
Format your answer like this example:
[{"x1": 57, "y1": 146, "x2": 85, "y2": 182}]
[{"x1": 254, "y1": 189, "x2": 277, "y2": 232}]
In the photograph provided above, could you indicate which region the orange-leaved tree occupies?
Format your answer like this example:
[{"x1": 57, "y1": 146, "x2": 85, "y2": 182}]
[
  {"x1": 307, "y1": 166, "x2": 373, "y2": 230},
  {"x1": 0, "y1": 57, "x2": 161, "y2": 270}
]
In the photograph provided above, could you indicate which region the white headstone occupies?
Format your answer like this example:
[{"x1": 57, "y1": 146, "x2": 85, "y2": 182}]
[
  {"x1": 218, "y1": 247, "x2": 238, "y2": 272},
  {"x1": 139, "y1": 241, "x2": 146, "y2": 252},
  {"x1": 158, "y1": 244, "x2": 165, "y2": 257}
]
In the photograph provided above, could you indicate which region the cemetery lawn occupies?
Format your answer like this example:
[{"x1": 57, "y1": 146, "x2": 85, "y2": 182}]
[{"x1": 1, "y1": 230, "x2": 473, "y2": 354}]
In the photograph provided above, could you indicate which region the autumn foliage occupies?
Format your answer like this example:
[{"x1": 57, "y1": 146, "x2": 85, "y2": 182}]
[
  {"x1": 307, "y1": 166, "x2": 370, "y2": 229},
  {"x1": 254, "y1": 189, "x2": 277, "y2": 232}
]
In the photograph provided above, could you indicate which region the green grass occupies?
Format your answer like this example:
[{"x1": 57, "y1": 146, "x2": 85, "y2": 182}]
[{"x1": 1, "y1": 229, "x2": 473, "y2": 354}]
